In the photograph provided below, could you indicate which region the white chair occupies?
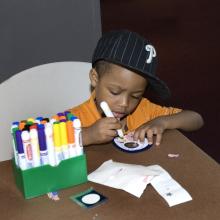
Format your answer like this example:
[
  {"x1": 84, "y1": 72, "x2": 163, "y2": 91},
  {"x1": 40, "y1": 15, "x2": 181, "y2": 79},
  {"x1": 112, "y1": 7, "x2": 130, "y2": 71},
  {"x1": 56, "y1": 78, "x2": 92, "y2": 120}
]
[{"x1": 0, "y1": 61, "x2": 92, "y2": 161}]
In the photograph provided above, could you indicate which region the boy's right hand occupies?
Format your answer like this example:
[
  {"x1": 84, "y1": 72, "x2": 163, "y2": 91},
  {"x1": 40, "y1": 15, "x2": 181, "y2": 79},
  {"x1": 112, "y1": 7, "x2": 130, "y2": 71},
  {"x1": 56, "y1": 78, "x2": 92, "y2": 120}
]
[{"x1": 82, "y1": 117, "x2": 122, "y2": 145}]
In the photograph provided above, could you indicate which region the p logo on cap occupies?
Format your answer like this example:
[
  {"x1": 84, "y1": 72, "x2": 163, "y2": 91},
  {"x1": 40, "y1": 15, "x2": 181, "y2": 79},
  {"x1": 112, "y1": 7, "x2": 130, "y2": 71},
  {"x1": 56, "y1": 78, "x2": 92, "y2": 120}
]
[{"x1": 145, "y1": 45, "x2": 156, "y2": 64}]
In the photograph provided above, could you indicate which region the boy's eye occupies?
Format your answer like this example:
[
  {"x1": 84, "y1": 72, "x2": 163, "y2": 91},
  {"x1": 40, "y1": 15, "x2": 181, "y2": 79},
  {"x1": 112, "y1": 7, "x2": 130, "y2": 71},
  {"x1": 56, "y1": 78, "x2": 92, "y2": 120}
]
[
  {"x1": 110, "y1": 91, "x2": 120, "y2": 95},
  {"x1": 131, "y1": 96, "x2": 141, "y2": 99}
]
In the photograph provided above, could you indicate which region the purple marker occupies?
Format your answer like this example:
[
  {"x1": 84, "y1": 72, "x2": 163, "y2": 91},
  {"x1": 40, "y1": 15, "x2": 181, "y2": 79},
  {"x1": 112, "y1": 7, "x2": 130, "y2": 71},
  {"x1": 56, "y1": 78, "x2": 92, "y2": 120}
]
[
  {"x1": 15, "y1": 130, "x2": 27, "y2": 170},
  {"x1": 57, "y1": 112, "x2": 65, "y2": 117},
  {"x1": 64, "y1": 111, "x2": 70, "y2": 117},
  {"x1": 38, "y1": 124, "x2": 48, "y2": 165}
]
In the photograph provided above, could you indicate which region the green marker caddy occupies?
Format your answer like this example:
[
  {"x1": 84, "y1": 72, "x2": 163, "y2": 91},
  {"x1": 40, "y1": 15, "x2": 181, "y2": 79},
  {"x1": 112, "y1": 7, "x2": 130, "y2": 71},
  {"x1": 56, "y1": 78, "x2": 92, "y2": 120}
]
[{"x1": 12, "y1": 154, "x2": 87, "y2": 199}]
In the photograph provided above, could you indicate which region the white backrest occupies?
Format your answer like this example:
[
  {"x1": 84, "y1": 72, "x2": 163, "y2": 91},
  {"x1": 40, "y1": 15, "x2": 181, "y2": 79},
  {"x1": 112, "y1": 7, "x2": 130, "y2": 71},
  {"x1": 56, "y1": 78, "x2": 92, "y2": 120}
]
[{"x1": 0, "y1": 61, "x2": 91, "y2": 161}]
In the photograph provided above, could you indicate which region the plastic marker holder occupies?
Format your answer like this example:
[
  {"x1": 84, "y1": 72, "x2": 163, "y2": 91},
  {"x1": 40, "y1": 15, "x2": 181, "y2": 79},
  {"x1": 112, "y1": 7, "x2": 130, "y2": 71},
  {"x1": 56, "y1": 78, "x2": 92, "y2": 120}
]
[
  {"x1": 12, "y1": 154, "x2": 87, "y2": 199},
  {"x1": 100, "y1": 101, "x2": 124, "y2": 138},
  {"x1": 11, "y1": 114, "x2": 88, "y2": 199}
]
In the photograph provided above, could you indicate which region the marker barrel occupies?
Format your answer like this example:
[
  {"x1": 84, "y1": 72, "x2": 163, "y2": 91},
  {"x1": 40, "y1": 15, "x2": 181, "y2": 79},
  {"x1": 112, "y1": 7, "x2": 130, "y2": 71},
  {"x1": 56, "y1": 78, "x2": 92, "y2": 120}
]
[
  {"x1": 53, "y1": 123, "x2": 63, "y2": 165},
  {"x1": 66, "y1": 121, "x2": 77, "y2": 157},
  {"x1": 29, "y1": 128, "x2": 41, "y2": 167},
  {"x1": 73, "y1": 119, "x2": 83, "y2": 156},
  {"x1": 15, "y1": 130, "x2": 27, "y2": 170},
  {"x1": 45, "y1": 123, "x2": 56, "y2": 166},
  {"x1": 100, "y1": 101, "x2": 124, "y2": 138},
  {"x1": 21, "y1": 131, "x2": 33, "y2": 169},
  {"x1": 38, "y1": 125, "x2": 49, "y2": 165}
]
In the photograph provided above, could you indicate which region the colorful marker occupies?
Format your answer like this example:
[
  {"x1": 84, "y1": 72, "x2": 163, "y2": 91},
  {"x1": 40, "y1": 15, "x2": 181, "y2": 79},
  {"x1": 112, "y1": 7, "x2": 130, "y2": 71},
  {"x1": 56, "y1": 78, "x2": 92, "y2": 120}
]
[
  {"x1": 27, "y1": 117, "x2": 35, "y2": 123},
  {"x1": 100, "y1": 101, "x2": 124, "y2": 138},
  {"x1": 73, "y1": 119, "x2": 83, "y2": 156},
  {"x1": 38, "y1": 124, "x2": 49, "y2": 165},
  {"x1": 21, "y1": 130, "x2": 33, "y2": 169},
  {"x1": 29, "y1": 127, "x2": 41, "y2": 167},
  {"x1": 15, "y1": 130, "x2": 27, "y2": 170},
  {"x1": 59, "y1": 120, "x2": 69, "y2": 159},
  {"x1": 35, "y1": 116, "x2": 43, "y2": 124},
  {"x1": 66, "y1": 120, "x2": 76, "y2": 157},
  {"x1": 44, "y1": 123, "x2": 56, "y2": 166},
  {"x1": 53, "y1": 122, "x2": 63, "y2": 165}
]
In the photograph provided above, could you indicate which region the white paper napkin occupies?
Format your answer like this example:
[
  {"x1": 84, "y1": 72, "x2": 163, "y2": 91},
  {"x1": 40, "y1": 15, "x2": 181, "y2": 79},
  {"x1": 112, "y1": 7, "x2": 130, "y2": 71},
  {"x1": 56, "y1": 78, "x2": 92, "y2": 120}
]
[
  {"x1": 88, "y1": 160, "x2": 161, "y2": 197},
  {"x1": 88, "y1": 160, "x2": 192, "y2": 206}
]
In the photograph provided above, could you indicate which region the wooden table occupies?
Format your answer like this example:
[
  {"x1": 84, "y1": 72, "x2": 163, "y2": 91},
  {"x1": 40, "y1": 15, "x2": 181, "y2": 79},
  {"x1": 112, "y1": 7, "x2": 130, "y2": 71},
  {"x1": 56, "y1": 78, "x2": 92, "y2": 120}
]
[{"x1": 0, "y1": 130, "x2": 220, "y2": 220}]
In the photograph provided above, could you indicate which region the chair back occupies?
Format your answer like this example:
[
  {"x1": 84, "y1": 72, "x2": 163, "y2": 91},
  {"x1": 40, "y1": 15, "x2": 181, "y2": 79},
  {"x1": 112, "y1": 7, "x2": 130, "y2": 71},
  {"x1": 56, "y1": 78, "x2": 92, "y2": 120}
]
[{"x1": 0, "y1": 61, "x2": 91, "y2": 161}]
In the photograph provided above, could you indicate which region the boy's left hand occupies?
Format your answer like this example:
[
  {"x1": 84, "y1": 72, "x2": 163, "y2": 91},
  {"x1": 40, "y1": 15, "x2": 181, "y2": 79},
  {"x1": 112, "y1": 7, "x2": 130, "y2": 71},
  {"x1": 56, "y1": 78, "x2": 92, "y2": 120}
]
[{"x1": 133, "y1": 117, "x2": 167, "y2": 146}]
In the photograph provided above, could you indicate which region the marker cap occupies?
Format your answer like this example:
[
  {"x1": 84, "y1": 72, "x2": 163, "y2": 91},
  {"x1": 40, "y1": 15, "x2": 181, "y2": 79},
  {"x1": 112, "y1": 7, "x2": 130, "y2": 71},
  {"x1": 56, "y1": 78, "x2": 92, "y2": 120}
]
[{"x1": 73, "y1": 119, "x2": 81, "y2": 129}]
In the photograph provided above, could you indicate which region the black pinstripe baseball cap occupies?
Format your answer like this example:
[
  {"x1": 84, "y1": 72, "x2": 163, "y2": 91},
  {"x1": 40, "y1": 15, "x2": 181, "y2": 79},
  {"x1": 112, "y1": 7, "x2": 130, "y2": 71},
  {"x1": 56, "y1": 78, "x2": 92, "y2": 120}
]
[{"x1": 92, "y1": 30, "x2": 171, "y2": 99}]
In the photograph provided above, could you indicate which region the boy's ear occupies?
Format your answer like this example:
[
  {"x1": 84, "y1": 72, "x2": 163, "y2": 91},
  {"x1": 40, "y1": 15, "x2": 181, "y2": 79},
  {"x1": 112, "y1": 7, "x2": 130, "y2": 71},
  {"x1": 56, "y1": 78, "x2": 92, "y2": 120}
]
[{"x1": 89, "y1": 68, "x2": 99, "y2": 87}]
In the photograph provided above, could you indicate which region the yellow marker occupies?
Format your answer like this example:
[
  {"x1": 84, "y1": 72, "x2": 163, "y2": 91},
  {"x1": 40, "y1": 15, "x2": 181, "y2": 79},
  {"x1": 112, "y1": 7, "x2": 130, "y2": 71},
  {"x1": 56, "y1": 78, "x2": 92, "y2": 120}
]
[
  {"x1": 53, "y1": 123, "x2": 63, "y2": 165},
  {"x1": 27, "y1": 117, "x2": 35, "y2": 123},
  {"x1": 59, "y1": 121, "x2": 69, "y2": 159}
]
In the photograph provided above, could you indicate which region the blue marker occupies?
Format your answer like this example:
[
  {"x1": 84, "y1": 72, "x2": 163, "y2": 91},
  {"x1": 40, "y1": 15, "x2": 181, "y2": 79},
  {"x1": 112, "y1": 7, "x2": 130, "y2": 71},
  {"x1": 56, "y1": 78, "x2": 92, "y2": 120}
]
[
  {"x1": 70, "y1": 116, "x2": 78, "y2": 121},
  {"x1": 12, "y1": 121, "x2": 19, "y2": 126},
  {"x1": 35, "y1": 116, "x2": 43, "y2": 124},
  {"x1": 38, "y1": 124, "x2": 49, "y2": 165},
  {"x1": 15, "y1": 130, "x2": 27, "y2": 170}
]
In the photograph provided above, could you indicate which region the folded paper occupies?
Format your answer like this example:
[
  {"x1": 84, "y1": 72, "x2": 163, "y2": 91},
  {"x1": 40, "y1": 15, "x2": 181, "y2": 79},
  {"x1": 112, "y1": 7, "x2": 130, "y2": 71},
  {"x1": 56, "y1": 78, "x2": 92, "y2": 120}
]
[{"x1": 88, "y1": 160, "x2": 192, "y2": 206}]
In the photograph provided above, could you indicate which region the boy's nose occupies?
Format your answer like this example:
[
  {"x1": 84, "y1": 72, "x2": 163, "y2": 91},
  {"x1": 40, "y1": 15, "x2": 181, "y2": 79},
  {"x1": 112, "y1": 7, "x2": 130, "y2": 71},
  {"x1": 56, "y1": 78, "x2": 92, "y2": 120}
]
[{"x1": 119, "y1": 96, "x2": 129, "y2": 108}]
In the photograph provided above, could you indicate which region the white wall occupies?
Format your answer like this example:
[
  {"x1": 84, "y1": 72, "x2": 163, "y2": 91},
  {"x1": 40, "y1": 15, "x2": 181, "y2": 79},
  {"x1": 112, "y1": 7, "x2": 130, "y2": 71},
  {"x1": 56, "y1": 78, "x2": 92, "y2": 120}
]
[{"x1": 0, "y1": 0, "x2": 101, "y2": 161}]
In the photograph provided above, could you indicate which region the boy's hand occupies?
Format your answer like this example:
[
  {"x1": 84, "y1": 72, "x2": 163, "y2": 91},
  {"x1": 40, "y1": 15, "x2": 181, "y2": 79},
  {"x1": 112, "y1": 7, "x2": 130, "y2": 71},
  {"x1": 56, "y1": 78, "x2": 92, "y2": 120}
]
[
  {"x1": 133, "y1": 117, "x2": 167, "y2": 146},
  {"x1": 82, "y1": 117, "x2": 122, "y2": 145}
]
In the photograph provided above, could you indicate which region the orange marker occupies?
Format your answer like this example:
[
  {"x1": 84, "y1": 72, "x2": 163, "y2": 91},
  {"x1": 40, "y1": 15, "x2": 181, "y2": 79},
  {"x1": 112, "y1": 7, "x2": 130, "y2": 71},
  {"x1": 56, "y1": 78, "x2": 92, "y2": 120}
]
[
  {"x1": 52, "y1": 115, "x2": 59, "y2": 121},
  {"x1": 59, "y1": 115, "x2": 66, "y2": 121},
  {"x1": 66, "y1": 121, "x2": 76, "y2": 157},
  {"x1": 19, "y1": 122, "x2": 26, "y2": 130}
]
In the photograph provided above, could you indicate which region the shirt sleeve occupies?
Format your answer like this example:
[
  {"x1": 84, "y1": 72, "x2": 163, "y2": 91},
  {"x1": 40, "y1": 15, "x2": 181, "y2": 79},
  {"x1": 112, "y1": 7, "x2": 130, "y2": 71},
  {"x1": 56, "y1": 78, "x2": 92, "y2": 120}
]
[{"x1": 127, "y1": 98, "x2": 182, "y2": 131}]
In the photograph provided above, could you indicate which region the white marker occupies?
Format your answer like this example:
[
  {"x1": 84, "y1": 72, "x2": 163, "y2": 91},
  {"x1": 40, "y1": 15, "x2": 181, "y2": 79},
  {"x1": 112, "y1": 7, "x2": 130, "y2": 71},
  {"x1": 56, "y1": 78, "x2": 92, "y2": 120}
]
[
  {"x1": 21, "y1": 130, "x2": 33, "y2": 169},
  {"x1": 44, "y1": 123, "x2": 56, "y2": 166},
  {"x1": 29, "y1": 128, "x2": 41, "y2": 167},
  {"x1": 73, "y1": 119, "x2": 83, "y2": 156},
  {"x1": 100, "y1": 101, "x2": 124, "y2": 138}
]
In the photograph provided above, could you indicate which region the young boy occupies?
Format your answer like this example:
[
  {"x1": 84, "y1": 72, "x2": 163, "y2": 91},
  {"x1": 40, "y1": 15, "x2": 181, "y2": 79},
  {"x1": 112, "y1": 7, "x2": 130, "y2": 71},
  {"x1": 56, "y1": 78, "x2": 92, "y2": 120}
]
[{"x1": 69, "y1": 30, "x2": 203, "y2": 146}]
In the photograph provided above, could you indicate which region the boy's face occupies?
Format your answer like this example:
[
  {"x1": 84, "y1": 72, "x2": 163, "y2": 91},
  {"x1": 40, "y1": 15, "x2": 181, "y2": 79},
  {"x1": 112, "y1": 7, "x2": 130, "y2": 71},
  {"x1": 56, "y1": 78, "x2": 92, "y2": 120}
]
[{"x1": 90, "y1": 63, "x2": 148, "y2": 119}]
